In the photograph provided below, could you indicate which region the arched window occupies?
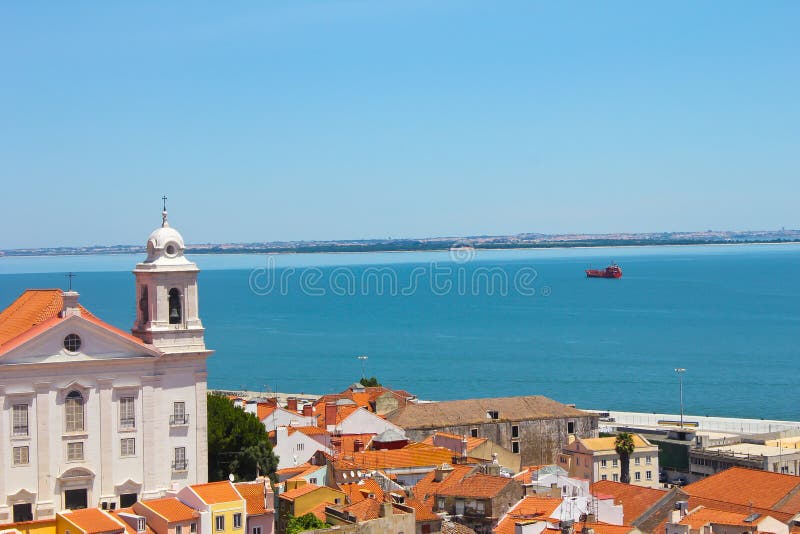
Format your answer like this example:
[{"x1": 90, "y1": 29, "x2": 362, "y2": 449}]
[
  {"x1": 65, "y1": 390, "x2": 84, "y2": 432},
  {"x1": 168, "y1": 288, "x2": 182, "y2": 324},
  {"x1": 139, "y1": 286, "x2": 149, "y2": 324}
]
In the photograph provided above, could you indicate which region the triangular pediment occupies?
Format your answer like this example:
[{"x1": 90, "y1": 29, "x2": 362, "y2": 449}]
[{"x1": 0, "y1": 314, "x2": 161, "y2": 365}]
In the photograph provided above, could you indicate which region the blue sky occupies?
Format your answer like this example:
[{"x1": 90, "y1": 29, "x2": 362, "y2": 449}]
[{"x1": 1, "y1": 1, "x2": 797, "y2": 248}]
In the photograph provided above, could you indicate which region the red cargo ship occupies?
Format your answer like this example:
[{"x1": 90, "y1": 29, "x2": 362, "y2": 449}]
[{"x1": 585, "y1": 263, "x2": 622, "y2": 279}]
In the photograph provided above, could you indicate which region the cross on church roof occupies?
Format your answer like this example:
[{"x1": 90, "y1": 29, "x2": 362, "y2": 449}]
[
  {"x1": 162, "y1": 195, "x2": 168, "y2": 211},
  {"x1": 65, "y1": 272, "x2": 76, "y2": 291}
]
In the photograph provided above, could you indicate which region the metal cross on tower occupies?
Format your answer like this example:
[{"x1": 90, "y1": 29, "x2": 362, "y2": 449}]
[
  {"x1": 65, "y1": 272, "x2": 76, "y2": 291},
  {"x1": 162, "y1": 195, "x2": 168, "y2": 211}
]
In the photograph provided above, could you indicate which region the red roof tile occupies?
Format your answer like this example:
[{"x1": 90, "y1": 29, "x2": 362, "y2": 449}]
[
  {"x1": 684, "y1": 467, "x2": 800, "y2": 511},
  {"x1": 190, "y1": 481, "x2": 243, "y2": 505},
  {"x1": 62, "y1": 508, "x2": 126, "y2": 534},
  {"x1": 136, "y1": 497, "x2": 198, "y2": 523},
  {"x1": 436, "y1": 473, "x2": 514, "y2": 499},
  {"x1": 494, "y1": 496, "x2": 563, "y2": 534},
  {"x1": 235, "y1": 481, "x2": 275, "y2": 515},
  {"x1": 590, "y1": 480, "x2": 668, "y2": 524}
]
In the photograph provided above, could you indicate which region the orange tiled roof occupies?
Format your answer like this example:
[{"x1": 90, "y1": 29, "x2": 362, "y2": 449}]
[
  {"x1": 513, "y1": 465, "x2": 548, "y2": 485},
  {"x1": 257, "y1": 405, "x2": 277, "y2": 421},
  {"x1": 683, "y1": 467, "x2": 800, "y2": 511},
  {"x1": 414, "y1": 464, "x2": 477, "y2": 506},
  {"x1": 437, "y1": 473, "x2": 514, "y2": 499},
  {"x1": 235, "y1": 481, "x2": 275, "y2": 515},
  {"x1": 583, "y1": 523, "x2": 634, "y2": 534},
  {"x1": 308, "y1": 502, "x2": 329, "y2": 523},
  {"x1": 421, "y1": 432, "x2": 488, "y2": 452},
  {"x1": 494, "y1": 496, "x2": 563, "y2": 534},
  {"x1": 0, "y1": 289, "x2": 150, "y2": 354},
  {"x1": 276, "y1": 463, "x2": 314, "y2": 478},
  {"x1": 339, "y1": 478, "x2": 385, "y2": 504},
  {"x1": 286, "y1": 464, "x2": 324, "y2": 483},
  {"x1": 590, "y1": 480, "x2": 667, "y2": 524},
  {"x1": 279, "y1": 483, "x2": 322, "y2": 501},
  {"x1": 289, "y1": 425, "x2": 329, "y2": 437},
  {"x1": 109, "y1": 509, "x2": 156, "y2": 534},
  {"x1": 349, "y1": 442, "x2": 455, "y2": 470},
  {"x1": 343, "y1": 498, "x2": 407, "y2": 522},
  {"x1": 137, "y1": 497, "x2": 198, "y2": 523},
  {"x1": 337, "y1": 433, "x2": 377, "y2": 455},
  {"x1": 406, "y1": 496, "x2": 440, "y2": 522},
  {"x1": 62, "y1": 508, "x2": 126, "y2": 534},
  {"x1": 678, "y1": 507, "x2": 751, "y2": 527},
  {"x1": 190, "y1": 481, "x2": 243, "y2": 505}
]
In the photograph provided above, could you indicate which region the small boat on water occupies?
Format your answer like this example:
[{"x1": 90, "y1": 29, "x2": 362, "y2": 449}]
[{"x1": 586, "y1": 263, "x2": 622, "y2": 279}]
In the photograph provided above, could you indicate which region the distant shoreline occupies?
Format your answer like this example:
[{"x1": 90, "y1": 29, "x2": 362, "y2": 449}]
[{"x1": 2, "y1": 237, "x2": 800, "y2": 259}]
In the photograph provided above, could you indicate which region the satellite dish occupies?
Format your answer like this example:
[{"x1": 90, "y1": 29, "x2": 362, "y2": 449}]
[
  {"x1": 357, "y1": 470, "x2": 362, "y2": 477},
  {"x1": 228, "y1": 474, "x2": 234, "y2": 482},
  {"x1": 350, "y1": 471, "x2": 356, "y2": 478},
  {"x1": 343, "y1": 473, "x2": 348, "y2": 479}
]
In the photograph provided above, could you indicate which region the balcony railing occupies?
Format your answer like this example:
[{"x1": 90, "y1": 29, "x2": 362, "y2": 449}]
[
  {"x1": 172, "y1": 459, "x2": 188, "y2": 471},
  {"x1": 170, "y1": 414, "x2": 190, "y2": 426}
]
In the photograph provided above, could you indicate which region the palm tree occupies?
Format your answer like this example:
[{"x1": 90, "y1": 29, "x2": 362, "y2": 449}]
[{"x1": 614, "y1": 432, "x2": 635, "y2": 484}]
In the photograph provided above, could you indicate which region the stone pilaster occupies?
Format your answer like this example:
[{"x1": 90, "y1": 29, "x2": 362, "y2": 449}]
[
  {"x1": 140, "y1": 376, "x2": 161, "y2": 497},
  {"x1": 0, "y1": 386, "x2": 6, "y2": 521},
  {"x1": 34, "y1": 382, "x2": 53, "y2": 515},
  {"x1": 97, "y1": 379, "x2": 114, "y2": 499},
  {"x1": 194, "y1": 371, "x2": 208, "y2": 484}
]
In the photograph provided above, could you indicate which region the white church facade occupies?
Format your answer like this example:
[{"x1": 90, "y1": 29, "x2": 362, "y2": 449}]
[{"x1": 0, "y1": 208, "x2": 212, "y2": 523}]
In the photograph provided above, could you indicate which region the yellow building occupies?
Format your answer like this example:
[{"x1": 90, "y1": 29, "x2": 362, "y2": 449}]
[
  {"x1": 56, "y1": 508, "x2": 126, "y2": 534},
  {"x1": 0, "y1": 519, "x2": 56, "y2": 534},
  {"x1": 560, "y1": 434, "x2": 660, "y2": 488},
  {"x1": 177, "y1": 482, "x2": 246, "y2": 534},
  {"x1": 276, "y1": 485, "x2": 345, "y2": 534}
]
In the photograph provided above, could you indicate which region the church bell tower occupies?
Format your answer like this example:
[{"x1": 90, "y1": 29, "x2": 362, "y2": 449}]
[{"x1": 132, "y1": 200, "x2": 206, "y2": 354}]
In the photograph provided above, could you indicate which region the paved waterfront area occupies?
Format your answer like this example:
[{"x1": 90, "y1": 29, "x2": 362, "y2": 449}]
[{"x1": 587, "y1": 409, "x2": 800, "y2": 435}]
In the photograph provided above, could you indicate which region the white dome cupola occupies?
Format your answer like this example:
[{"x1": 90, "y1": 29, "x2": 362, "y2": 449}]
[
  {"x1": 144, "y1": 205, "x2": 191, "y2": 265},
  {"x1": 132, "y1": 198, "x2": 205, "y2": 354}
]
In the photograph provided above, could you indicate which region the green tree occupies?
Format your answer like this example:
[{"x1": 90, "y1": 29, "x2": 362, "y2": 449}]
[
  {"x1": 614, "y1": 432, "x2": 635, "y2": 484},
  {"x1": 359, "y1": 376, "x2": 381, "y2": 387},
  {"x1": 207, "y1": 394, "x2": 278, "y2": 482},
  {"x1": 286, "y1": 513, "x2": 328, "y2": 534}
]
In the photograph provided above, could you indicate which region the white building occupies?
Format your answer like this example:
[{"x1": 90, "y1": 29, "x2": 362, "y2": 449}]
[{"x1": 0, "y1": 207, "x2": 211, "y2": 523}]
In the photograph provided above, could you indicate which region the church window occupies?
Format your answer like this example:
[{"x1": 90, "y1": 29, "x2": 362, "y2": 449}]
[
  {"x1": 121, "y1": 438, "x2": 135, "y2": 457},
  {"x1": 139, "y1": 286, "x2": 149, "y2": 323},
  {"x1": 120, "y1": 397, "x2": 136, "y2": 429},
  {"x1": 13, "y1": 404, "x2": 29, "y2": 436},
  {"x1": 64, "y1": 333, "x2": 82, "y2": 352},
  {"x1": 67, "y1": 441, "x2": 84, "y2": 461},
  {"x1": 13, "y1": 446, "x2": 29, "y2": 465},
  {"x1": 65, "y1": 390, "x2": 85, "y2": 432},
  {"x1": 168, "y1": 288, "x2": 182, "y2": 324}
]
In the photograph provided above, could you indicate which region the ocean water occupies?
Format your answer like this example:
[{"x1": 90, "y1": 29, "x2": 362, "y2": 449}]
[{"x1": 1, "y1": 244, "x2": 798, "y2": 420}]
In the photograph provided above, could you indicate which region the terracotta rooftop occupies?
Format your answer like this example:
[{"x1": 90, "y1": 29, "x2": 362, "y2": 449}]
[
  {"x1": 578, "y1": 435, "x2": 652, "y2": 452},
  {"x1": 61, "y1": 508, "x2": 126, "y2": 534},
  {"x1": 109, "y1": 509, "x2": 156, "y2": 534},
  {"x1": 349, "y1": 442, "x2": 455, "y2": 470},
  {"x1": 279, "y1": 483, "x2": 323, "y2": 501},
  {"x1": 494, "y1": 496, "x2": 564, "y2": 534},
  {"x1": 235, "y1": 480, "x2": 275, "y2": 515},
  {"x1": 289, "y1": 425, "x2": 329, "y2": 437},
  {"x1": 683, "y1": 467, "x2": 800, "y2": 512},
  {"x1": 0, "y1": 289, "x2": 150, "y2": 355},
  {"x1": 286, "y1": 464, "x2": 324, "y2": 483},
  {"x1": 405, "y1": 496, "x2": 440, "y2": 522},
  {"x1": 387, "y1": 396, "x2": 592, "y2": 428},
  {"x1": 436, "y1": 473, "x2": 515, "y2": 499},
  {"x1": 513, "y1": 465, "x2": 548, "y2": 485},
  {"x1": 190, "y1": 481, "x2": 243, "y2": 505},
  {"x1": 590, "y1": 480, "x2": 668, "y2": 524},
  {"x1": 276, "y1": 463, "x2": 314, "y2": 479},
  {"x1": 678, "y1": 506, "x2": 753, "y2": 527},
  {"x1": 421, "y1": 432, "x2": 488, "y2": 451},
  {"x1": 136, "y1": 497, "x2": 198, "y2": 523},
  {"x1": 339, "y1": 478, "x2": 385, "y2": 504},
  {"x1": 308, "y1": 502, "x2": 329, "y2": 523},
  {"x1": 414, "y1": 464, "x2": 477, "y2": 506}
]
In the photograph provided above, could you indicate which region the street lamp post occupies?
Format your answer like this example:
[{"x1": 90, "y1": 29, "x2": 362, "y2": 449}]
[{"x1": 674, "y1": 368, "x2": 686, "y2": 428}]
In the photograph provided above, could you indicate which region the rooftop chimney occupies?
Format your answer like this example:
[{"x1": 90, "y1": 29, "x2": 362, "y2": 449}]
[
  {"x1": 302, "y1": 404, "x2": 313, "y2": 417},
  {"x1": 61, "y1": 290, "x2": 81, "y2": 317},
  {"x1": 287, "y1": 397, "x2": 298, "y2": 413},
  {"x1": 325, "y1": 402, "x2": 337, "y2": 429},
  {"x1": 380, "y1": 502, "x2": 393, "y2": 518}
]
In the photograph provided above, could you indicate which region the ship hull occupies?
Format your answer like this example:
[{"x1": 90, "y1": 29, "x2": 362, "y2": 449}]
[{"x1": 585, "y1": 266, "x2": 622, "y2": 278}]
